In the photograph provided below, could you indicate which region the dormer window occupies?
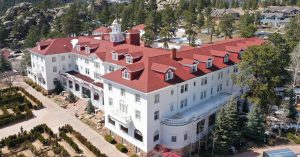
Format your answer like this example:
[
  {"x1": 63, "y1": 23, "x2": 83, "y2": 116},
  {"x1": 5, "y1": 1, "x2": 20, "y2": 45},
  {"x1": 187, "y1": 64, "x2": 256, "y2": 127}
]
[
  {"x1": 224, "y1": 54, "x2": 229, "y2": 63},
  {"x1": 206, "y1": 59, "x2": 212, "y2": 68},
  {"x1": 191, "y1": 64, "x2": 198, "y2": 72},
  {"x1": 122, "y1": 69, "x2": 130, "y2": 79},
  {"x1": 126, "y1": 56, "x2": 133, "y2": 64},
  {"x1": 112, "y1": 53, "x2": 118, "y2": 60},
  {"x1": 165, "y1": 69, "x2": 174, "y2": 81},
  {"x1": 76, "y1": 45, "x2": 81, "y2": 51},
  {"x1": 85, "y1": 47, "x2": 90, "y2": 53}
]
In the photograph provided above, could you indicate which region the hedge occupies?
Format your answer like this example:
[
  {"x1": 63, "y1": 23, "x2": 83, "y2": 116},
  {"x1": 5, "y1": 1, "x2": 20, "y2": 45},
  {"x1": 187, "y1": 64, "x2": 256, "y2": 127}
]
[
  {"x1": 287, "y1": 132, "x2": 300, "y2": 144},
  {"x1": 59, "y1": 132, "x2": 82, "y2": 153},
  {"x1": 59, "y1": 124, "x2": 107, "y2": 157},
  {"x1": 24, "y1": 79, "x2": 47, "y2": 95},
  {"x1": 52, "y1": 141, "x2": 70, "y2": 157},
  {"x1": 116, "y1": 143, "x2": 128, "y2": 153},
  {"x1": 104, "y1": 135, "x2": 116, "y2": 144},
  {"x1": 18, "y1": 87, "x2": 44, "y2": 109}
]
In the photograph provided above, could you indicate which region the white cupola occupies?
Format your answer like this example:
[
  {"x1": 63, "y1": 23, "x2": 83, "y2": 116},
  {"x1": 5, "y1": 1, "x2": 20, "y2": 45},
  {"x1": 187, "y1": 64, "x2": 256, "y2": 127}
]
[{"x1": 110, "y1": 19, "x2": 124, "y2": 43}]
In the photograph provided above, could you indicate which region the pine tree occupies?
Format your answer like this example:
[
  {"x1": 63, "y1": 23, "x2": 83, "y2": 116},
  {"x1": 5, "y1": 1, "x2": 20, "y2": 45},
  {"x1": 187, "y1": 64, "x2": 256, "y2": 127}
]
[
  {"x1": 67, "y1": 91, "x2": 77, "y2": 103},
  {"x1": 24, "y1": 25, "x2": 41, "y2": 48},
  {"x1": 219, "y1": 14, "x2": 235, "y2": 39},
  {"x1": 86, "y1": 100, "x2": 95, "y2": 115},
  {"x1": 0, "y1": 54, "x2": 11, "y2": 73},
  {"x1": 246, "y1": 105, "x2": 265, "y2": 142},
  {"x1": 214, "y1": 99, "x2": 241, "y2": 153}
]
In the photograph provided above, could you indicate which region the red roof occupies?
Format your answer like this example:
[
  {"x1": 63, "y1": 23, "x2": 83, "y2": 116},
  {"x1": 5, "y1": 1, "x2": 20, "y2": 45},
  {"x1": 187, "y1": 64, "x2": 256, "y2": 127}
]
[
  {"x1": 124, "y1": 62, "x2": 144, "y2": 72},
  {"x1": 132, "y1": 24, "x2": 145, "y2": 31},
  {"x1": 30, "y1": 38, "x2": 74, "y2": 55},
  {"x1": 162, "y1": 152, "x2": 182, "y2": 157},
  {"x1": 66, "y1": 71, "x2": 103, "y2": 88},
  {"x1": 93, "y1": 27, "x2": 112, "y2": 34},
  {"x1": 193, "y1": 54, "x2": 212, "y2": 62}
]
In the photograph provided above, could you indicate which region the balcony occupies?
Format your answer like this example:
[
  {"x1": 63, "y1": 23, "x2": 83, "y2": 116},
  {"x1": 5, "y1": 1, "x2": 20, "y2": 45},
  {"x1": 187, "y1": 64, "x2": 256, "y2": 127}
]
[
  {"x1": 162, "y1": 92, "x2": 239, "y2": 126},
  {"x1": 109, "y1": 109, "x2": 132, "y2": 127}
]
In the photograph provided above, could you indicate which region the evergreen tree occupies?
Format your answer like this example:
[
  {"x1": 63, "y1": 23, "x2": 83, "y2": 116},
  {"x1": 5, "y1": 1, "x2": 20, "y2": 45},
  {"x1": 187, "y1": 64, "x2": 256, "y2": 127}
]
[
  {"x1": 54, "y1": 81, "x2": 64, "y2": 95},
  {"x1": 219, "y1": 14, "x2": 235, "y2": 39},
  {"x1": 67, "y1": 91, "x2": 77, "y2": 103},
  {"x1": 0, "y1": 24, "x2": 8, "y2": 44},
  {"x1": 86, "y1": 100, "x2": 95, "y2": 115},
  {"x1": 285, "y1": 15, "x2": 300, "y2": 49},
  {"x1": 61, "y1": 4, "x2": 82, "y2": 36},
  {"x1": 0, "y1": 54, "x2": 11, "y2": 73},
  {"x1": 214, "y1": 99, "x2": 241, "y2": 153},
  {"x1": 135, "y1": 0, "x2": 146, "y2": 25},
  {"x1": 24, "y1": 25, "x2": 41, "y2": 48},
  {"x1": 246, "y1": 105, "x2": 265, "y2": 142},
  {"x1": 239, "y1": 12, "x2": 257, "y2": 38},
  {"x1": 121, "y1": 6, "x2": 131, "y2": 31}
]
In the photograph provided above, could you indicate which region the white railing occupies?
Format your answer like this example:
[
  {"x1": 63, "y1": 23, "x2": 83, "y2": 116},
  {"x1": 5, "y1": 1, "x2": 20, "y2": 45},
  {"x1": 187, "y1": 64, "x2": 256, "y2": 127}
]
[{"x1": 110, "y1": 109, "x2": 132, "y2": 127}]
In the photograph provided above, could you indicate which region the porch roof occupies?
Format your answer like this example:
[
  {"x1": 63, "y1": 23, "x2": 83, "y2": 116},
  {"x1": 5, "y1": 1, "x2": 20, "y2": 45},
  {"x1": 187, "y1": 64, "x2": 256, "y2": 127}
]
[{"x1": 65, "y1": 71, "x2": 103, "y2": 88}]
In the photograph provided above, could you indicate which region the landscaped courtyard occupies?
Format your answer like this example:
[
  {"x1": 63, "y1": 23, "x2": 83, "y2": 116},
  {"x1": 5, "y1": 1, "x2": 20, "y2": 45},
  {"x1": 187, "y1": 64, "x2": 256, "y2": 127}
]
[
  {"x1": 0, "y1": 87, "x2": 43, "y2": 128},
  {"x1": 0, "y1": 124, "x2": 108, "y2": 157}
]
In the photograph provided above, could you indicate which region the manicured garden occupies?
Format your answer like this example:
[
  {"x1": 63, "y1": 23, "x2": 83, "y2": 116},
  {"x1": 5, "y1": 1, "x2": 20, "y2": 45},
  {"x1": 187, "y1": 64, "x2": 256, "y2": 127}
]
[
  {"x1": 0, "y1": 124, "x2": 108, "y2": 157},
  {"x1": 0, "y1": 87, "x2": 44, "y2": 127}
]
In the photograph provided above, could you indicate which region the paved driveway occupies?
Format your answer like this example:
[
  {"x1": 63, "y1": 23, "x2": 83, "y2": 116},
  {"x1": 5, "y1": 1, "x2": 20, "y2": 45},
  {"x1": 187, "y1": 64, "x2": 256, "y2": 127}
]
[{"x1": 0, "y1": 80, "x2": 127, "y2": 157}]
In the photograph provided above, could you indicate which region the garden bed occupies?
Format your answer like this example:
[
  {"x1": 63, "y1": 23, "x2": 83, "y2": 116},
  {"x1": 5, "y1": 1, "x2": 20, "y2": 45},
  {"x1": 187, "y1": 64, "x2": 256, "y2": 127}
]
[
  {"x1": 0, "y1": 124, "x2": 108, "y2": 157},
  {"x1": 0, "y1": 87, "x2": 44, "y2": 127}
]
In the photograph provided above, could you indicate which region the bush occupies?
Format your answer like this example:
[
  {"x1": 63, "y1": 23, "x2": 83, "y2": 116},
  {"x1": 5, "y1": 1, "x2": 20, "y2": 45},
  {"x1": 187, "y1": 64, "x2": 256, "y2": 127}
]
[
  {"x1": 86, "y1": 100, "x2": 95, "y2": 115},
  {"x1": 54, "y1": 81, "x2": 64, "y2": 95},
  {"x1": 104, "y1": 135, "x2": 116, "y2": 144},
  {"x1": 59, "y1": 132, "x2": 82, "y2": 153},
  {"x1": 287, "y1": 132, "x2": 300, "y2": 144},
  {"x1": 130, "y1": 154, "x2": 139, "y2": 157},
  {"x1": 67, "y1": 91, "x2": 76, "y2": 103},
  {"x1": 116, "y1": 143, "x2": 128, "y2": 153}
]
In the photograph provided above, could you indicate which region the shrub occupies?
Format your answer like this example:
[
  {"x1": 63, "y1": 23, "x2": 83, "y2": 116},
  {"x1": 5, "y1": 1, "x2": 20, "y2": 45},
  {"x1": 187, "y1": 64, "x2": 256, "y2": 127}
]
[
  {"x1": 59, "y1": 132, "x2": 82, "y2": 153},
  {"x1": 116, "y1": 143, "x2": 128, "y2": 153},
  {"x1": 287, "y1": 132, "x2": 300, "y2": 144},
  {"x1": 53, "y1": 141, "x2": 70, "y2": 157},
  {"x1": 67, "y1": 91, "x2": 77, "y2": 103},
  {"x1": 130, "y1": 154, "x2": 139, "y2": 157},
  {"x1": 104, "y1": 135, "x2": 116, "y2": 144},
  {"x1": 54, "y1": 81, "x2": 64, "y2": 95},
  {"x1": 86, "y1": 100, "x2": 95, "y2": 115}
]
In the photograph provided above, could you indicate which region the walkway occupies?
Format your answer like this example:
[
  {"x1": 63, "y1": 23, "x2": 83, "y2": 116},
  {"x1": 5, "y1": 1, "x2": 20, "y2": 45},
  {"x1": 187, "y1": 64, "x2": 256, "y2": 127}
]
[{"x1": 0, "y1": 79, "x2": 127, "y2": 157}]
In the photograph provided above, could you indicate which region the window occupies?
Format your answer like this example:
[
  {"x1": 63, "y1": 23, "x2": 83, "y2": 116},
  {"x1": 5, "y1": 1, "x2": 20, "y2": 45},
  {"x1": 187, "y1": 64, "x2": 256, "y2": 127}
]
[
  {"x1": 120, "y1": 125, "x2": 128, "y2": 133},
  {"x1": 109, "y1": 98, "x2": 113, "y2": 106},
  {"x1": 191, "y1": 64, "x2": 197, "y2": 72},
  {"x1": 209, "y1": 113, "x2": 216, "y2": 126},
  {"x1": 121, "y1": 88, "x2": 125, "y2": 96},
  {"x1": 69, "y1": 64, "x2": 71, "y2": 68},
  {"x1": 154, "y1": 94, "x2": 160, "y2": 104},
  {"x1": 165, "y1": 70, "x2": 174, "y2": 81},
  {"x1": 135, "y1": 94, "x2": 140, "y2": 102},
  {"x1": 75, "y1": 65, "x2": 79, "y2": 71},
  {"x1": 108, "y1": 84, "x2": 112, "y2": 91},
  {"x1": 180, "y1": 99, "x2": 187, "y2": 108},
  {"x1": 61, "y1": 56, "x2": 65, "y2": 61},
  {"x1": 68, "y1": 55, "x2": 71, "y2": 59},
  {"x1": 196, "y1": 119, "x2": 205, "y2": 134},
  {"x1": 218, "y1": 71, "x2": 223, "y2": 80},
  {"x1": 94, "y1": 93, "x2": 99, "y2": 101},
  {"x1": 224, "y1": 54, "x2": 229, "y2": 63},
  {"x1": 154, "y1": 111, "x2": 159, "y2": 120},
  {"x1": 206, "y1": 59, "x2": 212, "y2": 68},
  {"x1": 171, "y1": 136, "x2": 177, "y2": 142},
  {"x1": 69, "y1": 80, "x2": 73, "y2": 88},
  {"x1": 112, "y1": 53, "x2": 118, "y2": 60},
  {"x1": 135, "y1": 110, "x2": 141, "y2": 119},
  {"x1": 62, "y1": 64, "x2": 65, "y2": 71},
  {"x1": 134, "y1": 129, "x2": 143, "y2": 142},
  {"x1": 119, "y1": 100, "x2": 127, "y2": 114},
  {"x1": 109, "y1": 66, "x2": 115, "y2": 72},
  {"x1": 171, "y1": 90, "x2": 174, "y2": 95},
  {"x1": 201, "y1": 77, "x2": 207, "y2": 85},
  {"x1": 217, "y1": 84, "x2": 223, "y2": 92},
  {"x1": 126, "y1": 56, "x2": 133, "y2": 64},
  {"x1": 94, "y1": 62, "x2": 100, "y2": 68},
  {"x1": 52, "y1": 57, "x2": 56, "y2": 62},
  {"x1": 53, "y1": 66, "x2": 57, "y2": 72},
  {"x1": 170, "y1": 104, "x2": 174, "y2": 111},
  {"x1": 194, "y1": 81, "x2": 196, "y2": 86},
  {"x1": 184, "y1": 133, "x2": 188, "y2": 141},
  {"x1": 62, "y1": 78, "x2": 67, "y2": 86},
  {"x1": 181, "y1": 84, "x2": 188, "y2": 93},
  {"x1": 193, "y1": 93, "x2": 196, "y2": 101},
  {"x1": 122, "y1": 70, "x2": 129, "y2": 79},
  {"x1": 94, "y1": 73, "x2": 101, "y2": 80},
  {"x1": 233, "y1": 66, "x2": 238, "y2": 73},
  {"x1": 108, "y1": 117, "x2": 115, "y2": 126},
  {"x1": 85, "y1": 59, "x2": 89, "y2": 64},
  {"x1": 85, "y1": 68, "x2": 89, "y2": 75},
  {"x1": 211, "y1": 87, "x2": 213, "y2": 95},
  {"x1": 153, "y1": 131, "x2": 159, "y2": 142}
]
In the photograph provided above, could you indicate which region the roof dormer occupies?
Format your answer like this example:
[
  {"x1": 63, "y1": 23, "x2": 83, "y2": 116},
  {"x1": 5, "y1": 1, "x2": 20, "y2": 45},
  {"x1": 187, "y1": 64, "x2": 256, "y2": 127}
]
[
  {"x1": 165, "y1": 69, "x2": 174, "y2": 81},
  {"x1": 125, "y1": 51, "x2": 143, "y2": 64},
  {"x1": 122, "y1": 69, "x2": 130, "y2": 80},
  {"x1": 206, "y1": 58, "x2": 213, "y2": 68},
  {"x1": 178, "y1": 58, "x2": 199, "y2": 73},
  {"x1": 125, "y1": 55, "x2": 133, "y2": 64}
]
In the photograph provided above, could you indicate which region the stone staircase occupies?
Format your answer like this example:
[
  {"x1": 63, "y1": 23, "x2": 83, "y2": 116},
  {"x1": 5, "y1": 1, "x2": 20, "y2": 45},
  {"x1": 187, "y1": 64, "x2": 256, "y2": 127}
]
[{"x1": 67, "y1": 98, "x2": 88, "y2": 115}]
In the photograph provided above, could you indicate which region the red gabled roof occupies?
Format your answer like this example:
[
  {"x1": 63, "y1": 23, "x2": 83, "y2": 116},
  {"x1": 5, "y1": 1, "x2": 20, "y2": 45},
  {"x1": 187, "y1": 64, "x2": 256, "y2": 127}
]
[
  {"x1": 30, "y1": 37, "x2": 74, "y2": 55},
  {"x1": 132, "y1": 24, "x2": 145, "y2": 31},
  {"x1": 124, "y1": 62, "x2": 145, "y2": 72},
  {"x1": 102, "y1": 37, "x2": 264, "y2": 93},
  {"x1": 66, "y1": 71, "x2": 103, "y2": 88},
  {"x1": 93, "y1": 27, "x2": 112, "y2": 34}
]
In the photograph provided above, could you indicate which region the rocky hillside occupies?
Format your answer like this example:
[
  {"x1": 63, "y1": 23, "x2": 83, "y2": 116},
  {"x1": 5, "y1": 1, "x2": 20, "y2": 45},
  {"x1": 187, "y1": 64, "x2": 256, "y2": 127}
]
[{"x1": 0, "y1": 2, "x2": 69, "y2": 48}]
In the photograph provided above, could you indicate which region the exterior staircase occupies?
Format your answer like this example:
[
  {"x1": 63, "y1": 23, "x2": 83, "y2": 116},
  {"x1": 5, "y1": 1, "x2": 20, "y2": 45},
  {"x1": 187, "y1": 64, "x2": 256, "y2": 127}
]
[{"x1": 67, "y1": 98, "x2": 88, "y2": 115}]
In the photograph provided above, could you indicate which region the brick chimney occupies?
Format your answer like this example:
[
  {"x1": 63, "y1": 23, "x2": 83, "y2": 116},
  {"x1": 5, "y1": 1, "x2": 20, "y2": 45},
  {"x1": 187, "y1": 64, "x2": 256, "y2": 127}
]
[{"x1": 171, "y1": 48, "x2": 176, "y2": 60}]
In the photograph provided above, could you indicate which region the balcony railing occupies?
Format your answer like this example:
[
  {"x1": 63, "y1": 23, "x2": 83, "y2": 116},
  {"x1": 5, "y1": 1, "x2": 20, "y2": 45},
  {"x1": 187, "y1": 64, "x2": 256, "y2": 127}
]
[{"x1": 110, "y1": 109, "x2": 132, "y2": 127}]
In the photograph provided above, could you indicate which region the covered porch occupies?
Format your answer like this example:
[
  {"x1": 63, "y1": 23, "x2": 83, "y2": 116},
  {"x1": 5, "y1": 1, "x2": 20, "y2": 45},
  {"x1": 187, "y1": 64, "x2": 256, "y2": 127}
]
[{"x1": 62, "y1": 71, "x2": 104, "y2": 109}]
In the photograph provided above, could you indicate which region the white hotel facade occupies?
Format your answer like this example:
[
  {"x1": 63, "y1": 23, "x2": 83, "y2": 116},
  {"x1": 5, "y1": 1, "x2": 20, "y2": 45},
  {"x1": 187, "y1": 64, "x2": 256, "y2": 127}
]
[{"x1": 27, "y1": 21, "x2": 264, "y2": 156}]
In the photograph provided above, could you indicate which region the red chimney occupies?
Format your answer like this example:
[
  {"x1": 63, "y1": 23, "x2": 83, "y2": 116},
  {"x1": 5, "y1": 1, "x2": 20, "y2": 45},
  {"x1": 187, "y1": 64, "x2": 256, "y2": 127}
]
[{"x1": 171, "y1": 48, "x2": 176, "y2": 60}]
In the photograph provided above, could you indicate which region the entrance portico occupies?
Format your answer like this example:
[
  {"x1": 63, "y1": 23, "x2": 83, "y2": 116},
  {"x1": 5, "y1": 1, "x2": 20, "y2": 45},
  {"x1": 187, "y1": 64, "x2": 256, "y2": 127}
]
[{"x1": 62, "y1": 71, "x2": 104, "y2": 109}]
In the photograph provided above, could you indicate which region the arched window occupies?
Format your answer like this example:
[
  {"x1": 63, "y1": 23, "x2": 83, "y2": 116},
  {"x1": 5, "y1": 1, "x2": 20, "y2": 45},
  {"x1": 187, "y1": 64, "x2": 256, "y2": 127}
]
[
  {"x1": 224, "y1": 54, "x2": 229, "y2": 63},
  {"x1": 134, "y1": 129, "x2": 143, "y2": 142},
  {"x1": 165, "y1": 69, "x2": 174, "y2": 81},
  {"x1": 122, "y1": 69, "x2": 130, "y2": 79},
  {"x1": 153, "y1": 130, "x2": 159, "y2": 142},
  {"x1": 196, "y1": 119, "x2": 205, "y2": 134},
  {"x1": 53, "y1": 78, "x2": 59, "y2": 85}
]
